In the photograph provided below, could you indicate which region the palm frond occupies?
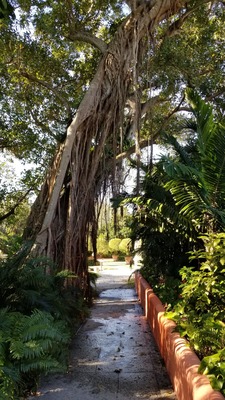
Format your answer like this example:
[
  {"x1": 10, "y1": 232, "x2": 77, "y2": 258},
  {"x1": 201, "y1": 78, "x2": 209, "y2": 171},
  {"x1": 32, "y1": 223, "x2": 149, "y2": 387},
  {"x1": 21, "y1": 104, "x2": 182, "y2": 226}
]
[
  {"x1": 185, "y1": 88, "x2": 215, "y2": 154},
  {"x1": 163, "y1": 158, "x2": 202, "y2": 183},
  {"x1": 203, "y1": 124, "x2": 225, "y2": 208},
  {"x1": 162, "y1": 133, "x2": 193, "y2": 166}
]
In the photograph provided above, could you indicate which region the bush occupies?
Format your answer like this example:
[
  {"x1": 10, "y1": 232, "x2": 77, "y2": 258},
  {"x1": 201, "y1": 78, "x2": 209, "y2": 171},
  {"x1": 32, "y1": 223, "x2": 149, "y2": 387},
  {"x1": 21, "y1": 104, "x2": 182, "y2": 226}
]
[
  {"x1": 108, "y1": 238, "x2": 121, "y2": 255},
  {"x1": 96, "y1": 236, "x2": 109, "y2": 257},
  {"x1": 167, "y1": 233, "x2": 225, "y2": 394},
  {"x1": 199, "y1": 348, "x2": 225, "y2": 396},
  {"x1": 119, "y1": 238, "x2": 132, "y2": 256}
]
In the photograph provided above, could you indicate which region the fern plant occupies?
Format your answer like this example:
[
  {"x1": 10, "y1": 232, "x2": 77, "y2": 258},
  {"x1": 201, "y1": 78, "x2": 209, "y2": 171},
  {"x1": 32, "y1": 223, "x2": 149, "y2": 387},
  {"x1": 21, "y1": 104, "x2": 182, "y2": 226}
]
[
  {"x1": 0, "y1": 308, "x2": 70, "y2": 398},
  {"x1": 0, "y1": 242, "x2": 90, "y2": 397},
  {"x1": 0, "y1": 243, "x2": 88, "y2": 324}
]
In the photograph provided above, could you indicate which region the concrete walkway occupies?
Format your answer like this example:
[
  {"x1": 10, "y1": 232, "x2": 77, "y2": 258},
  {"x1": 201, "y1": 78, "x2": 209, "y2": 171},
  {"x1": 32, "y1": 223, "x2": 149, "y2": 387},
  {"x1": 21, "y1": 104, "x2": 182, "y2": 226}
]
[{"x1": 30, "y1": 261, "x2": 176, "y2": 400}]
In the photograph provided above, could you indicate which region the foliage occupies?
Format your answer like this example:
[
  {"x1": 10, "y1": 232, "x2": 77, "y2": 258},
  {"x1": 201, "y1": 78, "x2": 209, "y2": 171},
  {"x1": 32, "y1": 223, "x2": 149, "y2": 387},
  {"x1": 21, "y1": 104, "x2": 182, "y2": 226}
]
[
  {"x1": 96, "y1": 236, "x2": 109, "y2": 257},
  {"x1": 0, "y1": 243, "x2": 89, "y2": 323},
  {"x1": 0, "y1": 158, "x2": 38, "y2": 259},
  {"x1": 142, "y1": 272, "x2": 181, "y2": 309},
  {"x1": 199, "y1": 348, "x2": 225, "y2": 395},
  {"x1": 125, "y1": 91, "x2": 225, "y2": 394},
  {"x1": 0, "y1": 242, "x2": 89, "y2": 396},
  {"x1": 0, "y1": 199, "x2": 31, "y2": 258},
  {"x1": 108, "y1": 238, "x2": 121, "y2": 255},
  {"x1": 0, "y1": 308, "x2": 70, "y2": 398},
  {"x1": 0, "y1": 233, "x2": 23, "y2": 259},
  {"x1": 118, "y1": 216, "x2": 133, "y2": 239},
  {"x1": 87, "y1": 259, "x2": 100, "y2": 266},
  {"x1": 0, "y1": 0, "x2": 126, "y2": 167},
  {"x1": 119, "y1": 238, "x2": 132, "y2": 255},
  {"x1": 127, "y1": 90, "x2": 225, "y2": 301},
  {"x1": 0, "y1": 0, "x2": 14, "y2": 21},
  {"x1": 167, "y1": 233, "x2": 225, "y2": 393},
  {"x1": 163, "y1": 88, "x2": 225, "y2": 231}
]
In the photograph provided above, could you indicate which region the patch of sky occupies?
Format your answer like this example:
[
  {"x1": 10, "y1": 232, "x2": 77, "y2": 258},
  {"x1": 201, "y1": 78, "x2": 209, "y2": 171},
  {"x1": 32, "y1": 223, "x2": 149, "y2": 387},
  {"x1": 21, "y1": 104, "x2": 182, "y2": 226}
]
[{"x1": 0, "y1": 152, "x2": 37, "y2": 199}]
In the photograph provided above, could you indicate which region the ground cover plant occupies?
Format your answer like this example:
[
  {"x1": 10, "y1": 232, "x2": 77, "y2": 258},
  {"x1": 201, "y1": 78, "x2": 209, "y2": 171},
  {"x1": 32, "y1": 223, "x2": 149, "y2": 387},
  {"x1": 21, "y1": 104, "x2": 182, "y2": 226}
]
[{"x1": 0, "y1": 242, "x2": 89, "y2": 398}]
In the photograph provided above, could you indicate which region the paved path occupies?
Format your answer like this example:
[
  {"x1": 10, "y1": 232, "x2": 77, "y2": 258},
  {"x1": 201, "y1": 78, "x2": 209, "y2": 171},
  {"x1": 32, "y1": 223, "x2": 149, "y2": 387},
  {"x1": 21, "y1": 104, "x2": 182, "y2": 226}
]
[{"x1": 30, "y1": 261, "x2": 176, "y2": 399}]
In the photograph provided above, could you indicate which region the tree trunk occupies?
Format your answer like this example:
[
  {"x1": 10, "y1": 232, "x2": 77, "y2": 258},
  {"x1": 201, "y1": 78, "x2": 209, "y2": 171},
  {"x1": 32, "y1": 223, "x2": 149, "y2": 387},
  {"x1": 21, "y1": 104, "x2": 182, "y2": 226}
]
[{"x1": 24, "y1": 0, "x2": 189, "y2": 297}]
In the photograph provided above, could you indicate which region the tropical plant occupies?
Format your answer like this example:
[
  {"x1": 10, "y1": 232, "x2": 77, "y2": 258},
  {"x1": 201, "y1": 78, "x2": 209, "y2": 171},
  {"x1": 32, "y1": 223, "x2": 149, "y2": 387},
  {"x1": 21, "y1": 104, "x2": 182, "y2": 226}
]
[
  {"x1": 125, "y1": 161, "x2": 195, "y2": 289},
  {"x1": 162, "y1": 88, "x2": 225, "y2": 232},
  {"x1": 128, "y1": 89, "x2": 225, "y2": 293},
  {"x1": 167, "y1": 233, "x2": 225, "y2": 394},
  {"x1": 0, "y1": 243, "x2": 89, "y2": 323},
  {"x1": 0, "y1": 243, "x2": 90, "y2": 397},
  {"x1": 0, "y1": 308, "x2": 70, "y2": 398}
]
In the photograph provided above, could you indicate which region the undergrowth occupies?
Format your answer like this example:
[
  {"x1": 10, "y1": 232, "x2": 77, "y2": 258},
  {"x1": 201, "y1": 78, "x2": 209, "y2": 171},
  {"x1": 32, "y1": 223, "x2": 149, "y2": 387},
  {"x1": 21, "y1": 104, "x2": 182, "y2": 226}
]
[
  {"x1": 0, "y1": 241, "x2": 90, "y2": 399},
  {"x1": 139, "y1": 264, "x2": 181, "y2": 309},
  {"x1": 166, "y1": 233, "x2": 225, "y2": 395}
]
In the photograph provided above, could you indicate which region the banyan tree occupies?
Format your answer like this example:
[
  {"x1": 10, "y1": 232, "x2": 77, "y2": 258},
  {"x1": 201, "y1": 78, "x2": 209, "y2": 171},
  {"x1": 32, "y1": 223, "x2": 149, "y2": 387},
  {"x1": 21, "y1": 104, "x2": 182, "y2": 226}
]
[{"x1": 2, "y1": 0, "x2": 223, "y2": 297}]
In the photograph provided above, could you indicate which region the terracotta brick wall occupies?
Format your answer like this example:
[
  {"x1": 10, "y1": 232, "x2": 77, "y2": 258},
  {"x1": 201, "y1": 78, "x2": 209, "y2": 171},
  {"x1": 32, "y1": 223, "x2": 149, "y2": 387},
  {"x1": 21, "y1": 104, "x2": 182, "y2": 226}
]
[{"x1": 135, "y1": 271, "x2": 225, "y2": 400}]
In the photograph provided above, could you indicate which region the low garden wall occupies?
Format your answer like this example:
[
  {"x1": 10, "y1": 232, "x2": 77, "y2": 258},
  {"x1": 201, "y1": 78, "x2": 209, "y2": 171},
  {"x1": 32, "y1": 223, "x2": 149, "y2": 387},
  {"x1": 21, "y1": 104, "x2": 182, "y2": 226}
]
[{"x1": 135, "y1": 271, "x2": 225, "y2": 400}]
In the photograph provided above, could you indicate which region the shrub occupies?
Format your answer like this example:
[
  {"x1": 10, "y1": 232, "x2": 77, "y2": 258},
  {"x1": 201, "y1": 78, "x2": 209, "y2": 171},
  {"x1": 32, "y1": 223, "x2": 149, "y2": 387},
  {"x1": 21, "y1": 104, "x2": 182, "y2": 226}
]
[
  {"x1": 199, "y1": 348, "x2": 225, "y2": 396},
  {"x1": 119, "y1": 238, "x2": 132, "y2": 255},
  {"x1": 167, "y1": 233, "x2": 225, "y2": 394},
  {"x1": 108, "y1": 238, "x2": 121, "y2": 255},
  {"x1": 96, "y1": 236, "x2": 109, "y2": 257}
]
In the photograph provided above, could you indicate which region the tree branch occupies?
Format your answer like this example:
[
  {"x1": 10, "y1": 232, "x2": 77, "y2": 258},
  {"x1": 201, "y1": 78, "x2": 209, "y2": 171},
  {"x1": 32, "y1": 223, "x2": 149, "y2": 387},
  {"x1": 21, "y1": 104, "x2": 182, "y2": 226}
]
[
  {"x1": 0, "y1": 189, "x2": 32, "y2": 223},
  {"x1": 164, "y1": 0, "x2": 212, "y2": 37},
  {"x1": 20, "y1": 71, "x2": 72, "y2": 117},
  {"x1": 116, "y1": 138, "x2": 150, "y2": 162},
  {"x1": 126, "y1": 94, "x2": 162, "y2": 117},
  {"x1": 66, "y1": 31, "x2": 108, "y2": 53},
  {"x1": 116, "y1": 96, "x2": 186, "y2": 162},
  {"x1": 125, "y1": 0, "x2": 147, "y2": 11}
]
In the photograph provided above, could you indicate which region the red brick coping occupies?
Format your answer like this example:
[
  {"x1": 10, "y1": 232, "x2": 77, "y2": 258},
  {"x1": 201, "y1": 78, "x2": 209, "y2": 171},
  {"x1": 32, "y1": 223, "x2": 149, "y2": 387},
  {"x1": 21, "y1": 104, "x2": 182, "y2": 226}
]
[{"x1": 135, "y1": 271, "x2": 225, "y2": 400}]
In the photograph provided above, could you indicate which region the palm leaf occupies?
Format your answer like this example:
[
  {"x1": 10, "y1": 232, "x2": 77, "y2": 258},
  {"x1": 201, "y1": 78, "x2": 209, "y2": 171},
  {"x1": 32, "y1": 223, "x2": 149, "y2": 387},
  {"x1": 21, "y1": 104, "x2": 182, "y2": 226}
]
[
  {"x1": 186, "y1": 88, "x2": 215, "y2": 155},
  {"x1": 162, "y1": 133, "x2": 193, "y2": 166},
  {"x1": 203, "y1": 124, "x2": 225, "y2": 209},
  {"x1": 162, "y1": 157, "x2": 203, "y2": 182}
]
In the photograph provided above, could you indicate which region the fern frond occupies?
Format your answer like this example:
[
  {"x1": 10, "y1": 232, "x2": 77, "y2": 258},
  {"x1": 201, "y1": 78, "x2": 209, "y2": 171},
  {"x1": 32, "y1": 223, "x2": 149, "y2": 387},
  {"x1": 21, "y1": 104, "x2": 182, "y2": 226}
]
[{"x1": 19, "y1": 358, "x2": 64, "y2": 373}]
